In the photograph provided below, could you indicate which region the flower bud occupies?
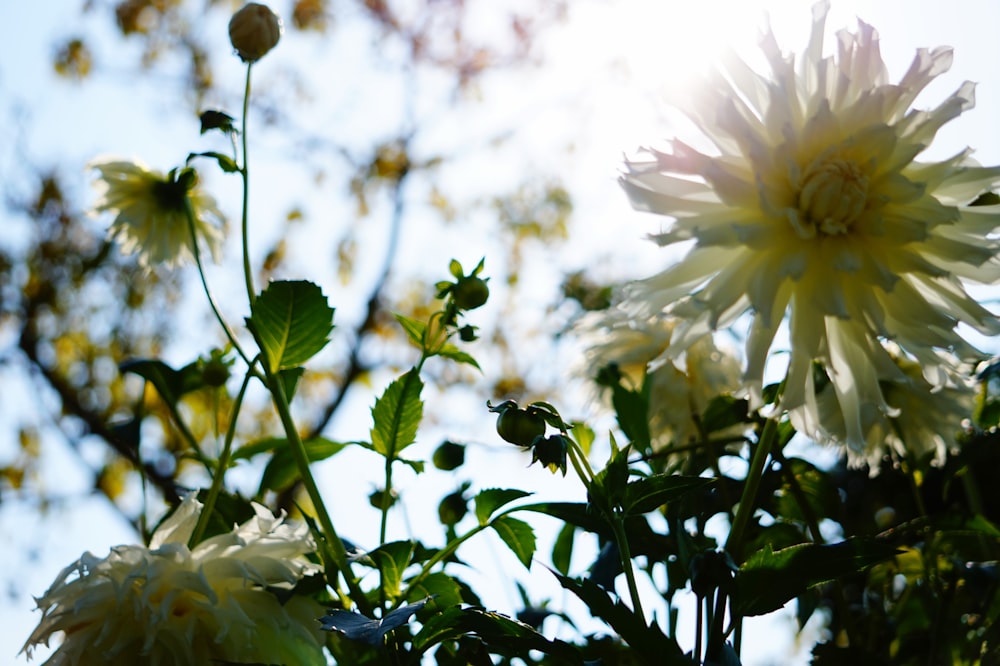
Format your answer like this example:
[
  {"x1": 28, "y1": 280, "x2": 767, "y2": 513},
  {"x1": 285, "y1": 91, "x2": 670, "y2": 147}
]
[{"x1": 229, "y1": 3, "x2": 282, "y2": 62}]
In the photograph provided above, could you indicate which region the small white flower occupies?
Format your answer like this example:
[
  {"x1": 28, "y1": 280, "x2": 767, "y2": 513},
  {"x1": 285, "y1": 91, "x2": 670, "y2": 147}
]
[
  {"x1": 23, "y1": 495, "x2": 326, "y2": 666},
  {"x1": 89, "y1": 158, "x2": 226, "y2": 268}
]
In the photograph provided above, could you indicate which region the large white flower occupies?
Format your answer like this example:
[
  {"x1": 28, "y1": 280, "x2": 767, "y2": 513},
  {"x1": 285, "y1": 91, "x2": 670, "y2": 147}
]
[
  {"x1": 580, "y1": 307, "x2": 743, "y2": 468},
  {"x1": 90, "y1": 159, "x2": 226, "y2": 268},
  {"x1": 23, "y1": 495, "x2": 326, "y2": 666},
  {"x1": 620, "y1": 1, "x2": 1000, "y2": 451}
]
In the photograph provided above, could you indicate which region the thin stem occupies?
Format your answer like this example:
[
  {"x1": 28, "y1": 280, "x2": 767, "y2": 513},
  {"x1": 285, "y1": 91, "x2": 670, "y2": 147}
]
[
  {"x1": 402, "y1": 523, "x2": 489, "y2": 599},
  {"x1": 240, "y1": 63, "x2": 255, "y2": 307},
  {"x1": 183, "y1": 202, "x2": 254, "y2": 367},
  {"x1": 610, "y1": 512, "x2": 645, "y2": 620},
  {"x1": 190, "y1": 368, "x2": 253, "y2": 547},
  {"x1": 566, "y1": 440, "x2": 595, "y2": 488},
  {"x1": 266, "y1": 369, "x2": 371, "y2": 614},
  {"x1": 725, "y1": 415, "x2": 779, "y2": 562}
]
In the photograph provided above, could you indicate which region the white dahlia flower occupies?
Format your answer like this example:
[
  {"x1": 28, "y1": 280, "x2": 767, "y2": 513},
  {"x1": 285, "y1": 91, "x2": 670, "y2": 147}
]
[
  {"x1": 581, "y1": 307, "x2": 743, "y2": 466},
  {"x1": 23, "y1": 495, "x2": 326, "y2": 666},
  {"x1": 89, "y1": 159, "x2": 226, "y2": 268},
  {"x1": 807, "y1": 343, "x2": 975, "y2": 469},
  {"x1": 620, "y1": 1, "x2": 1000, "y2": 452}
]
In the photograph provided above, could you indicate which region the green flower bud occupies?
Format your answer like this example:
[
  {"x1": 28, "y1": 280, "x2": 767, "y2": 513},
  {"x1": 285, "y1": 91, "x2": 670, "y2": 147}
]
[
  {"x1": 368, "y1": 487, "x2": 397, "y2": 510},
  {"x1": 531, "y1": 434, "x2": 568, "y2": 475},
  {"x1": 490, "y1": 401, "x2": 546, "y2": 448},
  {"x1": 229, "y1": 3, "x2": 282, "y2": 62},
  {"x1": 432, "y1": 441, "x2": 465, "y2": 471},
  {"x1": 437, "y1": 490, "x2": 468, "y2": 526},
  {"x1": 452, "y1": 276, "x2": 489, "y2": 311}
]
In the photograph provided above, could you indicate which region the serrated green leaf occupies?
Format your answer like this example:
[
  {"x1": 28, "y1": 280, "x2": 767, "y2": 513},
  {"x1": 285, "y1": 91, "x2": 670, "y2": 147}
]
[
  {"x1": 405, "y1": 571, "x2": 463, "y2": 611},
  {"x1": 120, "y1": 358, "x2": 204, "y2": 407},
  {"x1": 371, "y1": 369, "x2": 424, "y2": 458},
  {"x1": 554, "y1": 574, "x2": 689, "y2": 664},
  {"x1": 393, "y1": 314, "x2": 426, "y2": 348},
  {"x1": 411, "y1": 606, "x2": 579, "y2": 661},
  {"x1": 552, "y1": 523, "x2": 575, "y2": 575},
  {"x1": 732, "y1": 538, "x2": 899, "y2": 616},
  {"x1": 474, "y1": 488, "x2": 532, "y2": 526},
  {"x1": 622, "y1": 475, "x2": 716, "y2": 516},
  {"x1": 278, "y1": 366, "x2": 305, "y2": 401},
  {"x1": 437, "y1": 343, "x2": 481, "y2": 370},
  {"x1": 258, "y1": 437, "x2": 349, "y2": 492},
  {"x1": 589, "y1": 444, "x2": 631, "y2": 516},
  {"x1": 490, "y1": 515, "x2": 536, "y2": 569},
  {"x1": 370, "y1": 541, "x2": 416, "y2": 602},
  {"x1": 247, "y1": 280, "x2": 334, "y2": 374}
]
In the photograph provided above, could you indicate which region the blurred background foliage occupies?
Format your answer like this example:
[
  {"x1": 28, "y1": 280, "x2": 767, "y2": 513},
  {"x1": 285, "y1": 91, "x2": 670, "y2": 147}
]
[{"x1": 1, "y1": 0, "x2": 593, "y2": 526}]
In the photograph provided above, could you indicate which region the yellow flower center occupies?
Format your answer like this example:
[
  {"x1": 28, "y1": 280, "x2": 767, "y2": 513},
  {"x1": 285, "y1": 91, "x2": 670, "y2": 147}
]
[{"x1": 796, "y1": 157, "x2": 869, "y2": 237}]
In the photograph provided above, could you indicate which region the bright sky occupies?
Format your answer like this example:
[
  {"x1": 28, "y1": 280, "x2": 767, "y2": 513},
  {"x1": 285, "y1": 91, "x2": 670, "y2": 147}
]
[{"x1": 3, "y1": 0, "x2": 1000, "y2": 664}]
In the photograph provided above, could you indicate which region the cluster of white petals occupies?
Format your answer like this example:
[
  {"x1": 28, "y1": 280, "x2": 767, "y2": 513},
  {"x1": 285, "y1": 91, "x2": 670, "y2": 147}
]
[
  {"x1": 620, "y1": 1, "x2": 1000, "y2": 456},
  {"x1": 580, "y1": 307, "x2": 743, "y2": 469},
  {"x1": 23, "y1": 495, "x2": 326, "y2": 666},
  {"x1": 809, "y1": 343, "x2": 975, "y2": 468},
  {"x1": 90, "y1": 159, "x2": 226, "y2": 268}
]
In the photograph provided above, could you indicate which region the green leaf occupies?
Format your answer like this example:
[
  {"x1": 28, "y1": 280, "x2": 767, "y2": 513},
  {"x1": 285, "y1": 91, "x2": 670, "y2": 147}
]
[
  {"x1": 611, "y1": 378, "x2": 651, "y2": 451},
  {"x1": 120, "y1": 358, "x2": 204, "y2": 407},
  {"x1": 474, "y1": 488, "x2": 532, "y2": 526},
  {"x1": 278, "y1": 366, "x2": 305, "y2": 401},
  {"x1": 258, "y1": 437, "x2": 349, "y2": 493},
  {"x1": 369, "y1": 541, "x2": 415, "y2": 602},
  {"x1": 774, "y1": 457, "x2": 841, "y2": 524},
  {"x1": 393, "y1": 313, "x2": 426, "y2": 348},
  {"x1": 436, "y1": 343, "x2": 481, "y2": 370},
  {"x1": 622, "y1": 475, "x2": 716, "y2": 516},
  {"x1": 405, "y1": 571, "x2": 463, "y2": 612},
  {"x1": 732, "y1": 538, "x2": 899, "y2": 616},
  {"x1": 552, "y1": 523, "x2": 575, "y2": 575},
  {"x1": 554, "y1": 574, "x2": 690, "y2": 664},
  {"x1": 490, "y1": 515, "x2": 536, "y2": 569},
  {"x1": 188, "y1": 150, "x2": 239, "y2": 173},
  {"x1": 700, "y1": 395, "x2": 749, "y2": 433},
  {"x1": 247, "y1": 280, "x2": 334, "y2": 374},
  {"x1": 571, "y1": 422, "x2": 595, "y2": 456},
  {"x1": 371, "y1": 369, "x2": 424, "y2": 458},
  {"x1": 411, "y1": 606, "x2": 579, "y2": 661},
  {"x1": 589, "y1": 444, "x2": 631, "y2": 516}
]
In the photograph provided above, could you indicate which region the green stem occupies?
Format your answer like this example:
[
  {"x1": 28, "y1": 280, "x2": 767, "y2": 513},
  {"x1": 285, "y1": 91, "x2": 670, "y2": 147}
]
[
  {"x1": 725, "y1": 415, "x2": 779, "y2": 562},
  {"x1": 266, "y1": 369, "x2": 371, "y2": 614},
  {"x1": 183, "y1": 202, "x2": 253, "y2": 368},
  {"x1": 707, "y1": 411, "x2": 780, "y2": 662},
  {"x1": 402, "y1": 522, "x2": 489, "y2": 599},
  {"x1": 240, "y1": 63, "x2": 255, "y2": 308},
  {"x1": 379, "y1": 355, "x2": 428, "y2": 545},
  {"x1": 610, "y1": 512, "x2": 645, "y2": 619},
  {"x1": 190, "y1": 368, "x2": 253, "y2": 547},
  {"x1": 566, "y1": 440, "x2": 595, "y2": 487}
]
